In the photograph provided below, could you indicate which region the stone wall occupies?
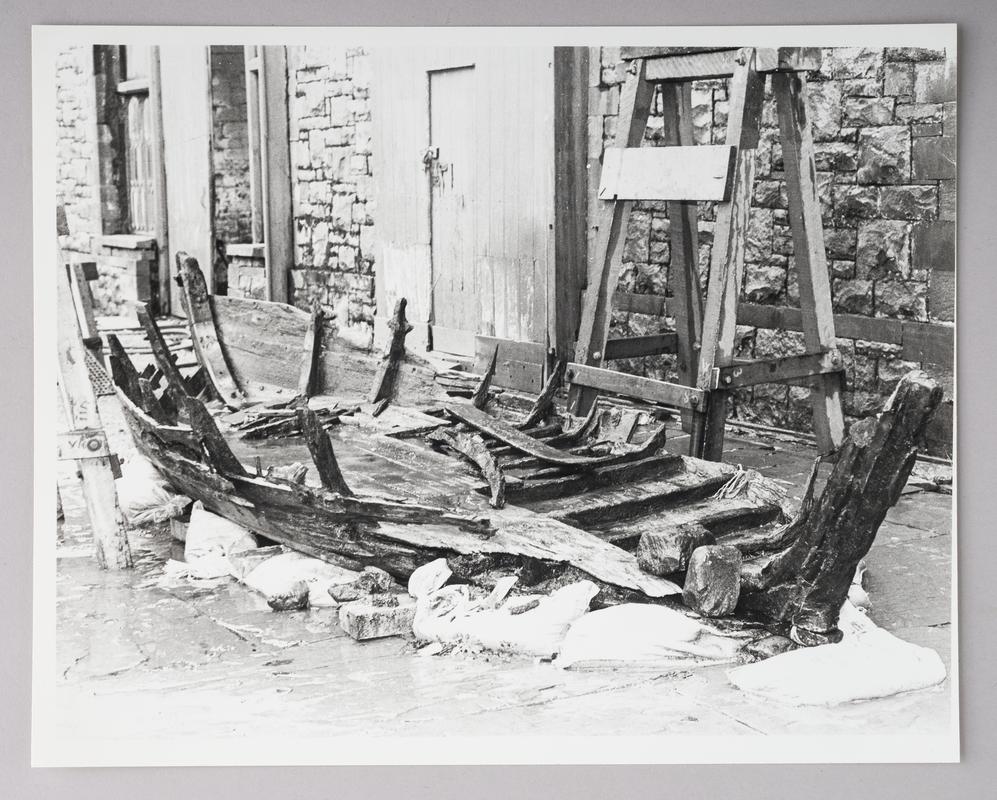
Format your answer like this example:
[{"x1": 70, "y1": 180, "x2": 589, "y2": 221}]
[
  {"x1": 210, "y1": 46, "x2": 252, "y2": 246},
  {"x1": 285, "y1": 46, "x2": 375, "y2": 340},
  {"x1": 55, "y1": 45, "x2": 101, "y2": 258},
  {"x1": 589, "y1": 47, "x2": 955, "y2": 452}
]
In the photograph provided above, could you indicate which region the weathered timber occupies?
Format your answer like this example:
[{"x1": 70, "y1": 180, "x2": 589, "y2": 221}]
[
  {"x1": 57, "y1": 246, "x2": 132, "y2": 570},
  {"x1": 427, "y1": 427, "x2": 506, "y2": 509},
  {"x1": 518, "y1": 359, "x2": 566, "y2": 430},
  {"x1": 184, "y1": 395, "x2": 249, "y2": 476},
  {"x1": 297, "y1": 300, "x2": 325, "y2": 398},
  {"x1": 537, "y1": 462, "x2": 735, "y2": 527},
  {"x1": 369, "y1": 298, "x2": 413, "y2": 404},
  {"x1": 739, "y1": 371, "x2": 943, "y2": 645},
  {"x1": 137, "y1": 377, "x2": 171, "y2": 424},
  {"x1": 113, "y1": 382, "x2": 679, "y2": 600},
  {"x1": 106, "y1": 334, "x2": 143, "y2": 406},
  {"x1": 136, "y1": 302, "x2": 191, "y2": 416},
  {"x1": 177, "y1": 252, "x2": 246, "y2": 408},
  {"x1": 444, "y1": 402, "x2": 667, "y2": 470},
  {"x1": 503, "y1": 454, "x2": 683, "y2": 504},
  {"x1": 296, "y1": 406, "x2": 354, "y2": 495},
  {"x1": 471, "y1": 344, "x2": 499, "y2": 409},
  {"x1": 547, "y1": 400, "x2": 602, "y2": 447}
]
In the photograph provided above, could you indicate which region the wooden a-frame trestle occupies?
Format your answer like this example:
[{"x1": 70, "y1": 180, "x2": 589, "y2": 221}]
[{"x1": 567, "y1": 46, "x2": 845, "y2": 461}]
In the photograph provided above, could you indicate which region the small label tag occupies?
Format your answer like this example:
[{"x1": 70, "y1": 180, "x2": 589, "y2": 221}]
[{"x1": 57, "y1": 429, "x2": 110, "y2": 460}]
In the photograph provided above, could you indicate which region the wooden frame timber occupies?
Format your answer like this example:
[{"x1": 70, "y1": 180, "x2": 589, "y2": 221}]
[{"x1": 568, "y1": 46, "x2": 846, "y2": 461}]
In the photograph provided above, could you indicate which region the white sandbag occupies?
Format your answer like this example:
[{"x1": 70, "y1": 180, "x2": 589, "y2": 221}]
[
  {"x1": 115, "y1": 455, "x2": 190, "y2": 525},
  {"x1": 413, "y1": 578, "x2": 599, "y2": 658},
  {"x1": 726, "y1": 602, "x2": 946, "y2": 706},
  {"x1": 183, "y1": 501, "x2": 259, "y2": 579},
  {"x1": 243, "y1": 551, "x2": 360, "y2": 609},
  {"x1": 556, "y1": 603, "x2": 744, "y2": 670},
  {"x1": 408, "y1": 558, "x2": 452, "y2": 599}
]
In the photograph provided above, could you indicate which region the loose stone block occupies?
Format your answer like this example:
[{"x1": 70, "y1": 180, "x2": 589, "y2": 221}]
[
  {"x1": 637, "y1": 524, "x2": 716, "y2": 576},
  {"x1": 328, "y1": 565, "x2": 399, "y2": 602},
  {"x1": 339, "y1": 596, "x2": 417, "y2": 640},
  {"x1": 267, "y1": 580, "x2": 310, "y2": 612},
  {"x1": 682, "y1": 545, "x2": 743, "y2": 618}
]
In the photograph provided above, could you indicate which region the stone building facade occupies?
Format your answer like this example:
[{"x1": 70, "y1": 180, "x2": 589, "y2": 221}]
[
  {"x1": 590, "y1": 47, "x2": 955, "y2": 452},
  {"x1": 54, "y1": 44, "x2": 955, "y2": 450}
]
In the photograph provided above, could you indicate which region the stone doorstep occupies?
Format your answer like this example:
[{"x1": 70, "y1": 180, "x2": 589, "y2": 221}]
[{"x1": 98, "y1": 233, "x2": 157, "y2": 251}]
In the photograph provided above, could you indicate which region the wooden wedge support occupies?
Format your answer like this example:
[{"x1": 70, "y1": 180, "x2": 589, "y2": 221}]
[
  {"x1": 444, "y1": 402, "x2": 667, "y2": 470},
  {"x1": 297, "y1": 300, "x2": 325, "y2": 399},
  {"x1": 569, "y1": 57, "x2": 655, "y2": 416},
  {"x1": 518, "y1": 359, "x2": 566, "y2": 430},
  {"x1": 136, "y1": 302, "x2": 191, "y2": 416},
  {"x1": 106, "y1": 334, "x2": 144, "y2": 406},
  {"x1": 177, "y1": 252, "x2": 246, "y2": 409},
  {"x1": 694, "y1": 48, "x2": 766, "y2": 460},
  {"x1": 296, "y1": 406, "x2": 354, "y2": 495},
  {"x1": 184, "y1": 396, "x2": 248, "y2": 476},
  {"x1": 369, "y1": 298, "x2": 413, "y2": 404},
  {"x1": 739, "y1": 372, "x2": 943, "y2": 645},
  {"x1": 427, "y1": 428, "x2": 506, "y2": 508},
  {"x1": 772, "y1": 70, "x2": 845, "y2": 455},
  {"x1": 471, "y1": 344, "x2": 499, "y2": 409}
]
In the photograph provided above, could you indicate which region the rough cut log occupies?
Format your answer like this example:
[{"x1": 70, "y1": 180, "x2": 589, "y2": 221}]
[
  {"x1": 297, "y1": 300, "x2": 325, "y2": 399},
  {"x1": 427, "y1": 427, "x2": 506, "y2": 509},
  {"x1": 369, "y1": 298, "x2": 413, "y2": 404},
  {"x1": 471, "y1": 345, "x2": 500, "y2": 409},
  {"x1": 518, "y1": 359, "x2": 567, "y2": 429},
  {"x1": 296, "y1": 406, "x2": 354, "y2": 496},
  {"x1": 177, "y1": 252, "x2": 246, "y2": 408},
  {"x1": 739, "y1": 371, "x2": 943, "y2": 645}
]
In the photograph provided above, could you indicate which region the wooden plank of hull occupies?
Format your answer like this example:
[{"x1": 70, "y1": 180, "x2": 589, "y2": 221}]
[
  {"x1": 177, "y1": 253, "x2": 247, "y2": 409},
  {"x1": 115, "y1": 386, "x2": 680, "y2": 600},
  {"x1": 443, "y1": 402, "x2": 668, "y2": 470}
]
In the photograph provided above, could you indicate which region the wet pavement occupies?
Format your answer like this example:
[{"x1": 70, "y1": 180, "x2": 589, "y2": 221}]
[{"x1": 49, "y1": 400, "x2": 955, "y2": 747}]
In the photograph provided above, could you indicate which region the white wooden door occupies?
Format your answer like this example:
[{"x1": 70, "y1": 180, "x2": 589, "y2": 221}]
[{"x1": 429, "y1": 66, "x2": 477, "y2": 334}]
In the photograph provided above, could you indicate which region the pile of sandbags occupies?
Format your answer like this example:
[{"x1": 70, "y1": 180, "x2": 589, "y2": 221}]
[
  {"x1": 114, "y1": 455, "x2": 190, "y2": 525},
  {"x1": 726, "y1": 602, "x2": 946, "y2": 705}
]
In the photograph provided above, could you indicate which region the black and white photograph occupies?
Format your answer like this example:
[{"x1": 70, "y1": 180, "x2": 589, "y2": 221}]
[{"x1": 34, "y1": 25, "x2": 957, "y2": 765}]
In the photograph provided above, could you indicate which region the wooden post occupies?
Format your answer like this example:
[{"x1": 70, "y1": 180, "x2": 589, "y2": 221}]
[
  {"x1": 694, "y1": 48, "x2": 765, "y2": 461},
  {"x1": 568, "y1": 58, "x2": 655, "y2": 415},
  {"x1": 773, "y1": 71, "x2": 845, "y2": 455},
  {"x1": 660, "y1": 82, "x2": 704, "y2": 437},
  {"x1": 56, "y1": 257, "x2": 132, "y2": 570},
  {"x1": 552, "y1": 47, "x2": 589, "y2": 363}
]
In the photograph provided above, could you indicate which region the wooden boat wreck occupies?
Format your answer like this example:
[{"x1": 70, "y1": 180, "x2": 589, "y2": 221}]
[{"x1": 109, "y1": 253, "x2": 943, "y2": 644}]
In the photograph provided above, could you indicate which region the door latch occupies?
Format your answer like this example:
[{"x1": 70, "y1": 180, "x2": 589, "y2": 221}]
[{"x1": 421, "y1": 146, "x2": 439, "y2": 167}]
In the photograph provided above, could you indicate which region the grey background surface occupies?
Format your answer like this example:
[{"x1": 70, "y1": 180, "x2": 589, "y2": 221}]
[{"x1": 3, "y1": 1, "x2": 993, "y2": 797}]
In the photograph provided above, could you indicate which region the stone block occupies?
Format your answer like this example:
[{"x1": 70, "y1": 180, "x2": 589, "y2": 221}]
[
  {"x1": 894, "y1": 103, "x2": 943, "y2": 125},
  {"x1": 884, "y1": 62, "x2": 915, "y2": 97},
  {"x1": 879, "y1": 185, "x2": 938, "y2": 221},
  {"x1": 914, "y1": 59, "x2": 956, "y2": 104},
  {"x1": 338, "y1": 596, "x2": 416, "y2": 641},
  {"x1": 807, "y1": 80, "x2": 843, "y2": 141},
  {"x1": 637, "y1": 524, "x2": 716, "y2": 576},
  {"x1": 814, "y1": 142, "x2": 858, "y2": 172},
  {"x1": 831, "y1": 185, "x2": 879, "y2": 227},
  {"x1": 825, "y1": 227, "x2": 857, "y2": 260},
  {"x1": 912, "y1": 136, "x2": 956, "y2": 181},
  {"x1": 682, "y1": 545, "x2": 742, "y2": 618},
  {"x1": 928, "y1": 270, "x2": 956, "y2": 322},
  {"x1": 328, "y1": 566, "x2": 399, "y2": 602},
  {"x1": 752, "y1": 180, "x2": 787, "y2": 209},
  {"x1": 857, "y1": 126, "x2": 911, "y2": 185},
  {"x1": 843, "y1": 97, "x2": 895, "y2": 126},
  {"x1": 743, "y1": 264, "x2": 787, "y2": 303},
  {"x1": 884, "y1": 48, "x2": 946, "y2": 63},
  {"x1": 912, "y1": 220, "x2": 955, "y2": 272},
  {"x1": 875, "y1": 278, "x2": 928, "y2": 320},
  {"x1": 267, "y1": 580, "x2": 310, "y2": 612},
  {"x1": 856, "y1": 220, "x2": 910, "y2": 279},
  {"x1": 833, "y1": 278, "x2": 874, "y2": 315}
]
